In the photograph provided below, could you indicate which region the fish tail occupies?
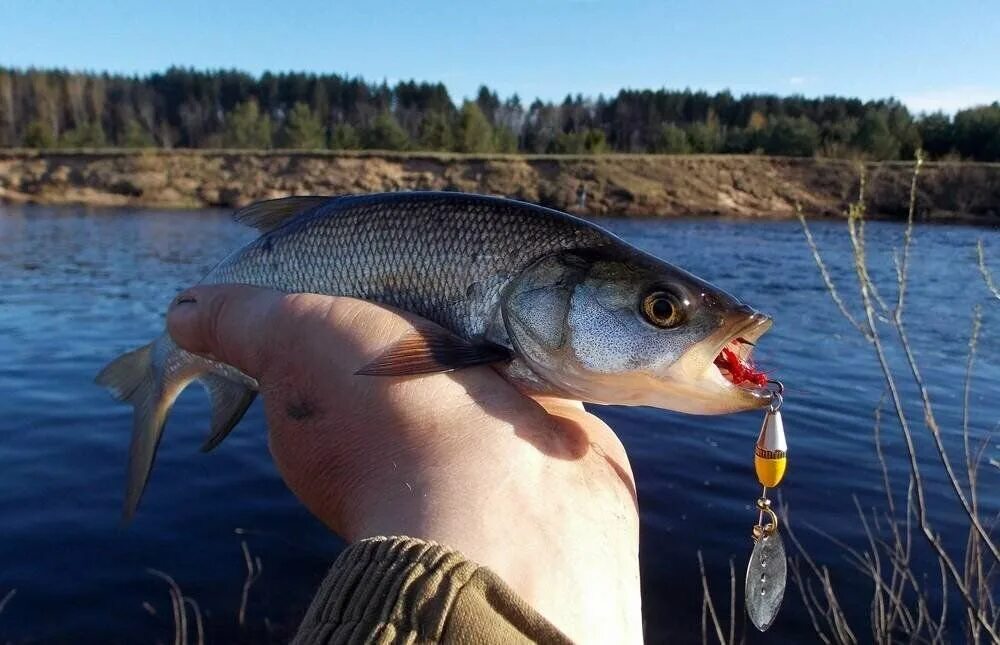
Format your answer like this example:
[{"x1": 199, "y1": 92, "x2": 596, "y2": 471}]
[
  {"x1": 97, "y1": 336, "x2": 258, "y2": 520},
  {"x1": 96, "y1": 340, "x2": 170, "y2": 520}
]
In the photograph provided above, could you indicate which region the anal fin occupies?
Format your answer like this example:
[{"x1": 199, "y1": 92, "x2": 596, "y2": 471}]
[{"x1": 356, "y1": 328, "x2": 512, "y2": 376}]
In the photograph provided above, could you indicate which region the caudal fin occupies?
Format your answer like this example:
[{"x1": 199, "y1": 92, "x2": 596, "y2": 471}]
[
  {"x1": 95, "y1": 343, "x2": 166, "y2": 520},
  {"x1": 97, "y1": 341, "x2": 258, "y2": 520}
]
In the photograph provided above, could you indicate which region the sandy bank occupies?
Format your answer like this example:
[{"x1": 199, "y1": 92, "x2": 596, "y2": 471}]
[{"x1": 1, "y1": 150, "x2": 997, "y2": 222}]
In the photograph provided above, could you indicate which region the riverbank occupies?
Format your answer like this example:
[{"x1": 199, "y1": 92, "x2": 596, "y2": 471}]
[{"x1": 1, "y1": 150, "x2": 998, "y2": 221}]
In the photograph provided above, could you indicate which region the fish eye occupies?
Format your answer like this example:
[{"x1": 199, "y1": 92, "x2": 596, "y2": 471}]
[{"x1": 641, "y1": 290, "x2": 685, "y2": 328}]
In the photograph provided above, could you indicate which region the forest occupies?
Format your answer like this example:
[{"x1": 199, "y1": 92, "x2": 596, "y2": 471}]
[{"x1": 1, "y1": 66, "x2": 998, "y2": 160}]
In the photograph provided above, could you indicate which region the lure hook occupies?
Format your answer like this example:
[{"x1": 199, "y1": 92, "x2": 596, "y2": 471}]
[{"x1": 765, "y1": 380, "x2": 784, "y2": 412}]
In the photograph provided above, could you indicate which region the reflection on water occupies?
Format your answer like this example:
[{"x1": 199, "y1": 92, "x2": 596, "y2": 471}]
[{"x1": 0, "y1": 204, "x2": 997, "y2": 643}]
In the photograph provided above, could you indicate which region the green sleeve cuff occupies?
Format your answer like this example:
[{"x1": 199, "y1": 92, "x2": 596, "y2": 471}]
[{"x1": 292, "y1": 536, "x2": 572, "y2": 644}]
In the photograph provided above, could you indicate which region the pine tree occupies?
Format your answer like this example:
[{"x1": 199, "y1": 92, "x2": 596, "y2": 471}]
[
  {"x1": 60, "y1": 122, "x2": 107, "y2": 148},
  {"x1": 364, "y1": 111, "x2": 410, "y2": 151},
  {"x1": 23, "y1": 119, "x2": 55, "y2": 148},
  {"x1": 282, "y1": 102, "x2": 326, "y2": 149},
  {"x1": 223, "y1": 99, "x2": 272, "y2": 149},
  {"x1": 654, "y1": 123, "x2": 690, "y2": 154},
  {"x1": 763, "y1": 116, "x2": 820, "y2": 157},
  {"x1": 121, "y1": 118, "x2": 155, "y2": 147},
  {"x1": 418, "y1": 111, "x2": 455, "y2": 151},
  {"x1": 457, "y1": 101, "x2": 494, "y2": 153},
  {"x1": 330, "y1": 123, "x2": 360, "y2": 150},
  {"x1": 853, "y1": 111, "x2": 900, "y2": 161},
  {"x1": 493, "y1": 126, "x2": 519, "y2": 153}
]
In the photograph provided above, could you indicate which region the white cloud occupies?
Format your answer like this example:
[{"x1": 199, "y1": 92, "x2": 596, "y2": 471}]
[
  {"x1": 788, "y1": 76, "x2": 807, "y2": 86},
  {"x1": 902, "y1": 86, "x2": 999, "y2": 114}
]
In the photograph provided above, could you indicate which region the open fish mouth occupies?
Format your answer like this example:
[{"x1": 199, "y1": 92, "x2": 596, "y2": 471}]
[{"x1": 711, "y1": 315, "x2": 773, "y2": 392}]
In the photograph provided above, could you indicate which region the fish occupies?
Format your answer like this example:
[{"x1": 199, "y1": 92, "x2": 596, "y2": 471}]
[{"x1": 96, "y1": 191, "x2": 775, "y2": 518}]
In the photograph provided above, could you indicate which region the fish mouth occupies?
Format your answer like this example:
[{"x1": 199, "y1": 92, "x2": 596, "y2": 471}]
[{"x1": 709, "y1": 313, "x2": 774, "y2": 402}]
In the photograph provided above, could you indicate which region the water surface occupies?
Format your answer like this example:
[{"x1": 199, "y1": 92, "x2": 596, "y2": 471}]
[{"x1": 0, "y1": 205, "x2": 997, "y2": 643}]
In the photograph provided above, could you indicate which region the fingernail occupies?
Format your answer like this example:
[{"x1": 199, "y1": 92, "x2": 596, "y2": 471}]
[{"x1": 171, "y1": 294, "x2": 198, "y2": 309}]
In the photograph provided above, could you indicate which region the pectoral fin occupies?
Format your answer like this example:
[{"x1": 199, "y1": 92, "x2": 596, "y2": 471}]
[{"x1": 356, "y1": 328, "x2": 511, "y2": 376}]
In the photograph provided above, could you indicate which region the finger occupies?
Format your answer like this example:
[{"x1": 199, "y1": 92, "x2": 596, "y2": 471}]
[
  {"x1": 167, "y1": 285, "x2": 435, "y2": 381},
  {"x1": 166, "y1": 284, "x2": 285, "y2": 378}
]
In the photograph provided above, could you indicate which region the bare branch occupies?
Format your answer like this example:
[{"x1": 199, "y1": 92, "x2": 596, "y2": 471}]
[
  {"x1": 796, "y1": 158, "x2": 999, "y2": 641},
  {"x1": 847, "y1": 191, "x2": 1000, "y2": 639},
  {"x1": 796, "y1": 206, "x2": 871, "y2": 340},
  {"x1": 893, "y1": 315, "x2": 1000, "y2": 565}
]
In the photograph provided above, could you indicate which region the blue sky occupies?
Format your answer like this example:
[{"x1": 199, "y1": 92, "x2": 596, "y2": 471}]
[{"x1": 1, "y1": 0, "x2": 998, "y2": 113}]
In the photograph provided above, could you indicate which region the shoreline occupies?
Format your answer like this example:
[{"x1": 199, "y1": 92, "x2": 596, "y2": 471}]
[{"x1": 2, "y1": 150, "x2": 998, "y2": 223}]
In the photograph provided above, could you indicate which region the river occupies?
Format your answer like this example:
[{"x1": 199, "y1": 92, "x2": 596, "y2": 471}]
[{"x1": 0, "y1": 204, "x2": 997, "y2": 643}]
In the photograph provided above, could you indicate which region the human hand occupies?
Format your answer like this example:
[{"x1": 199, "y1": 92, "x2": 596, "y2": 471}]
[{"x1": 167, "y1": 285, "x2": 641, "y2": 644}]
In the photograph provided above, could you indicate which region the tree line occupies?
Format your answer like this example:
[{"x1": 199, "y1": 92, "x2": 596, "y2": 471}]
[{"x1": 0, "y1": 66, "x2": 998, "y2": 160}]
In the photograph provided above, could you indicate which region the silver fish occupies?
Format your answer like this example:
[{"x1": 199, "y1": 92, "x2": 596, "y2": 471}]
[{"x1": 97, "y1": 192, "x2": 774, "y2": 518}]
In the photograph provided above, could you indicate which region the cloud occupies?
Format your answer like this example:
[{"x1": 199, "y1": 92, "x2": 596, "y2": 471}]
[
  {"x1": 787, "y1": 76, "x2": 807, "y2": 86},
  {"x1": 902, "y1": 86, "x2": 999, "y2": 114}
]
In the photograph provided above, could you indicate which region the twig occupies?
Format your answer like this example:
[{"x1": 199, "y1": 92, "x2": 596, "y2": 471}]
[
  {"x1": 977, "y1": 240, "x2": 1000, "y2": 301},
  {"x1": 238, "y1": 540, "x2": 263, "y2": 628},
  {"x1": 782, "y1": 500, "x2": 857, "y2": 644},
  {"x1": 796, "y1": 205, "x2": 871, "y2": 340},
  {"x1": 183, "y1": 597, "x2": 205, "y2": 645},
  {"x1": 893, "y1": 313, "x2": 1000, "y2": 566},
  {"x1": 963, "y1": 307, "x2": 982, "y2": 495},
  {"x1": 0, "y1": 589, "x2": 15, "y2": 615},
  {"x1": 697, "y1": 551, "x2": 728, "y2": 645},
  {"x1": 800, "y1": 156, "x2": 999, "y2": 642},
  {"x1": 728, "y1": 558, "x2": 735, "y2": 645},
  {"x1": 847, "y1": 174, "x2": 890, "y2": 316},
  {"x1": 847, "y1": 170, "x2": 999, "y2": 640},
  {"x1": 894, "y1": 151, "x2": 922, "y2": 319},
  {"x1": 147, "y1": 568, "x2": 187, "y2": 645}
]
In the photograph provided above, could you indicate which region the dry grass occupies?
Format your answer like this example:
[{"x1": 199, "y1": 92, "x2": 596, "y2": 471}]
[{"x1": 143, "y1": 535, "x2": 267, "y2": 644}]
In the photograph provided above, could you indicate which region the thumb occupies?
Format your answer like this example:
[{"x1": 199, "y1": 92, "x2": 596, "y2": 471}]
[{"x1": 166, "y1": 284, "x2": 283, "y2": 378}]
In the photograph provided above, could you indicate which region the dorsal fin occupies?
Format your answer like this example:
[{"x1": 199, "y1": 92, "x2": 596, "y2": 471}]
[{"x1": 233, "y1": 196, "x2": 331, "y2": 233}]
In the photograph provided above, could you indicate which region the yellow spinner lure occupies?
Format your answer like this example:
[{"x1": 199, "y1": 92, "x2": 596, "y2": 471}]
[{"x1": 745, "y1": 381, "x2": 788, "y2": 632}]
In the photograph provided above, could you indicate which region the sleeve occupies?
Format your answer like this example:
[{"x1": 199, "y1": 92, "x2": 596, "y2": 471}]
[{"x1": 291, "y1": 536, "x2": 574, "y2": 645}]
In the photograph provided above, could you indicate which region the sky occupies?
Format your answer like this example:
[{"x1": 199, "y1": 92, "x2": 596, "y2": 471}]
[{"x1": 1, "y1": 0, "x2": 998, "y2": 113}]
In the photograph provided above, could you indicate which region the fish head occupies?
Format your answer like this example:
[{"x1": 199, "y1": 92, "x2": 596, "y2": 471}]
[{"x1": 501, "y1": 249, "x2": 774, "y2": 414}]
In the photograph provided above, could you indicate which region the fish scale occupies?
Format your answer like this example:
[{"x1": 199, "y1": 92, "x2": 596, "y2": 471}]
[{"x1": 211, "y1": 192, "x2": 608, "y2": 339}]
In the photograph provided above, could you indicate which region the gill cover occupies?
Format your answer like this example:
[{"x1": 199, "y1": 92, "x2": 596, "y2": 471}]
[
  {"x1": 502, "y1": 251, "x2": 588, "y2": 364},
  {"x1": 501, "y1": 251, "x2": 629, "y2": 402}
]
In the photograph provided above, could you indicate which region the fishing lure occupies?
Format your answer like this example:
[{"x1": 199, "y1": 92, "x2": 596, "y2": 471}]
[{"x1": 745, "y1": 382, "x2": 787, "y2": 632}]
